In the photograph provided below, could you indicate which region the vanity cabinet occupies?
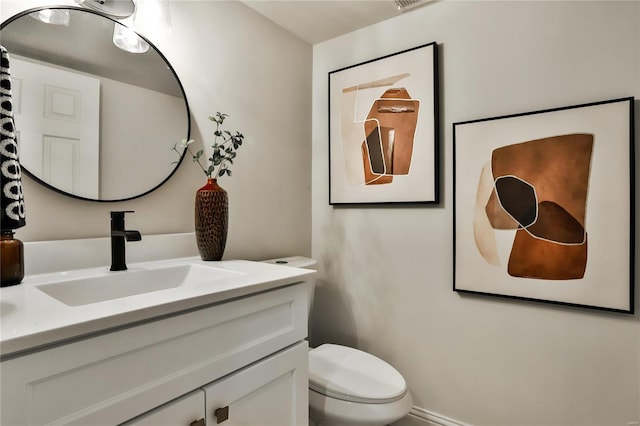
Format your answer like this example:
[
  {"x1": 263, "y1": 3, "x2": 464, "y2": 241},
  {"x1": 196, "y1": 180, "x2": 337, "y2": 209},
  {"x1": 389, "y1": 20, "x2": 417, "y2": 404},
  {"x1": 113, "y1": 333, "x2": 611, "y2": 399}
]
[
  {"x1": 0, "y1": 282, "x2": 309, "y2": 426},
  {"x1": 123, "y1": 342, "x2": 307, "y2": 426},
  {"x1": 201, "y1": 342, "x2": 307, "y2": 426},
  {"x1": 122, "y1": 390, "x2": 205, "y2": 426}
]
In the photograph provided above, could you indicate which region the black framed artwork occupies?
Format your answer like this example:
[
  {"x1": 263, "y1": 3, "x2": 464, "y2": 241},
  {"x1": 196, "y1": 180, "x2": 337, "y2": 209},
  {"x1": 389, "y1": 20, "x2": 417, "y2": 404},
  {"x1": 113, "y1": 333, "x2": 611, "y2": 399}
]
[
  {"x1": 328, "y1": 42, "x2": 439, "y2": 205},
  {"x1": 453, "y1": 97, "x2": 635, "y2": 313}
]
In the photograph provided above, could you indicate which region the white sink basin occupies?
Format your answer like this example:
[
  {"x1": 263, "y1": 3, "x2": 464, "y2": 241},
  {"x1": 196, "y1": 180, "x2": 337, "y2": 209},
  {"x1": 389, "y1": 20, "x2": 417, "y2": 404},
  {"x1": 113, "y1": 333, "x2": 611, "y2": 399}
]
[{"x1": 36, "y1": 264, "x2": 240, "y2": 306}]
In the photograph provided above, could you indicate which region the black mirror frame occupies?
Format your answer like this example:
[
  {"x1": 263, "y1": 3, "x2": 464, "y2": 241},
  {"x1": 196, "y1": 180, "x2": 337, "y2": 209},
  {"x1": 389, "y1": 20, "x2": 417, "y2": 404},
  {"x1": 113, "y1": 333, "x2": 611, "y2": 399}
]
[{"x1": 1, "y1": 5, "x2": 190, "y2": 203}]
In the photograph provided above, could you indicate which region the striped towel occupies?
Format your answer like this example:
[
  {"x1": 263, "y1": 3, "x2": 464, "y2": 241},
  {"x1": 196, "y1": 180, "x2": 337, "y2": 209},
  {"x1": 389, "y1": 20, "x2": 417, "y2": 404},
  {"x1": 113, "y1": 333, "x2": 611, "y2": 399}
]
[{"x1": 1, "y1": 45, "x2": 26, "y2": 230}]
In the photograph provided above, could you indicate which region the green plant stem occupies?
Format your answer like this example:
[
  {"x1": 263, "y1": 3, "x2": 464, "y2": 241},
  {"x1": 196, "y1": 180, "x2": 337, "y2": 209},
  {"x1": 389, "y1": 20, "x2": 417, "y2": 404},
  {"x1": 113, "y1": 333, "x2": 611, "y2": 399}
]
[
  {"x1": 173, "y1": 112, "x2": 243, "y2": 179},
  {"x1": 185, "y1": 145, "x2": 208, "y2": 176}
]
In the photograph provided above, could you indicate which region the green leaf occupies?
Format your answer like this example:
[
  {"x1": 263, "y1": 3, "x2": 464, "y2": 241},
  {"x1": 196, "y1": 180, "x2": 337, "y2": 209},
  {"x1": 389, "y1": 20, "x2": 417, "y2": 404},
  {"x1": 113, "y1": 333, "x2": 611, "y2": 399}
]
[{"x1": 177, "y1": 112, "x2": 245, "y2": 179}]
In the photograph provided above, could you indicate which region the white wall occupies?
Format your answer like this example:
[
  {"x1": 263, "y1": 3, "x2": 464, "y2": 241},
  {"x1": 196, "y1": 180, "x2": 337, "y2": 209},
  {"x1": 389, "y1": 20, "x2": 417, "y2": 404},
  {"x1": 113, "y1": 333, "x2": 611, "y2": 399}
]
[
  {"x1": 99, "y1": 77, "x2": 185, "y2": 199},
  {"x1": 312, "y1": 1, "x2": 640, "y2": 425},
  {"x1": 1, "y1": 0, "x2": 312, "y2": 261}
]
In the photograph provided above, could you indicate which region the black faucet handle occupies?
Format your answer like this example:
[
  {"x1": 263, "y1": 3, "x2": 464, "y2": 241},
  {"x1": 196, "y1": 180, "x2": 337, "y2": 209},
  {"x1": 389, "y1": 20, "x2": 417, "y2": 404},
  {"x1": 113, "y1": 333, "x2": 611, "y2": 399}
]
[
  {"x1": 111, "y1": 210, "x2": 135, "y2": 219},
  {"x1": 109, "y1": 211, "x2": 140, "y2": 271},
  {"x1": 110, "y1": 211, "x2": 135, "y2": 232}
]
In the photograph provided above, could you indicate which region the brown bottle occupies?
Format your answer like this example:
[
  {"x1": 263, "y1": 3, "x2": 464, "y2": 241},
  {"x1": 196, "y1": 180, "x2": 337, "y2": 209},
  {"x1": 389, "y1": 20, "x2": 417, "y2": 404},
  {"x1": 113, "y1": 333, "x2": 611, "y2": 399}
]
[{"x1": 1, "y1": 230, "x2": 24, "y2": 287}]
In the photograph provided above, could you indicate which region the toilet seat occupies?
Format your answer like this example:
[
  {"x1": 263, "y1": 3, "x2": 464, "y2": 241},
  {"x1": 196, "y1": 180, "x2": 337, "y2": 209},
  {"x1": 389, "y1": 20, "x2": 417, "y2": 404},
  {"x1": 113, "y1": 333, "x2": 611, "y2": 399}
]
[{"x1": 309, "y1": 344, "x2": 407, "y2": 404}]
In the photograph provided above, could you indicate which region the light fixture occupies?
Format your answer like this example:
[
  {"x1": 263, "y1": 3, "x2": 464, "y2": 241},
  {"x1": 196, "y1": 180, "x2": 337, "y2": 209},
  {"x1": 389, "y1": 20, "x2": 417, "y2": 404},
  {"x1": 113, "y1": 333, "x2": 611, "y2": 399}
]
[
  {"x1": 133, "y1": 0, "x2": 171, "y2": 37},
  {"x1": 28, "y1": 9, "x2": 70, "y2": 26},
  {"x1": 75, "y1": 0, "x2": 135, "y2": 18},
  {"x1": 113, "y1": 22, "x2": 149, "y2": 53}
]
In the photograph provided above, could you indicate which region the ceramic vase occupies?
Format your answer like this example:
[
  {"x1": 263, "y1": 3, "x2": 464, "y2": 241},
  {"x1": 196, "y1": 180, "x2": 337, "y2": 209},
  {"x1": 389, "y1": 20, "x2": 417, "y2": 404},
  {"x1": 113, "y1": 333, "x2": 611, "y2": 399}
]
[{"x1": 195, "y1": 178, "x2": 228, "y2": 261}]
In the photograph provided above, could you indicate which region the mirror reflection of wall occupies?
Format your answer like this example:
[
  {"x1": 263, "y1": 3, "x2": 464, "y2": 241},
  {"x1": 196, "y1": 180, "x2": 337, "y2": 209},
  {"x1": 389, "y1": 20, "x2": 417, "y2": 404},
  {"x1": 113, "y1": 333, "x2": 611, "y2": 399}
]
[{"x1": 1, "y1": 6, "x2": 190, "y2": 202}]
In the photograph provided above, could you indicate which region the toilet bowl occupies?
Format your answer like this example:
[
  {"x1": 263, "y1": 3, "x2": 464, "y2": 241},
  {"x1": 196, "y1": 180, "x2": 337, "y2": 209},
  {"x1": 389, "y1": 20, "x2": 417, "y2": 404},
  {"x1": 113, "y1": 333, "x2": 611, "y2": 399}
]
[
  {"x1": 263, "y1": 257, "x2": 412, "y2": 426},
  {"x1": 308, "y1": 343, "x2": 413, "y2": 426}
]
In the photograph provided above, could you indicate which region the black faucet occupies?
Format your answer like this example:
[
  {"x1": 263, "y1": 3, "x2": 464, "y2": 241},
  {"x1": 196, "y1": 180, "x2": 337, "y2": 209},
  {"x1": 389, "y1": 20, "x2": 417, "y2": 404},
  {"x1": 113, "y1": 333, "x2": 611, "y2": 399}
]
[{"x1": 110, "y1": 211, "x2": 142, "y2": 271}]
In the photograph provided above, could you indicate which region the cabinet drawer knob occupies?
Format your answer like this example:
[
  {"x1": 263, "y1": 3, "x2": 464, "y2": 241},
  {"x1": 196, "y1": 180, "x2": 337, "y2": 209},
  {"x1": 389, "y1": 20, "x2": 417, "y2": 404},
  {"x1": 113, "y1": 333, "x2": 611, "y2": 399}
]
[
  {"x1": 189, "y1": 419, "x2": 205, "y2": 426},
  {"x1": 214, "y1": 406, "x2": 229, "y2": 424}
]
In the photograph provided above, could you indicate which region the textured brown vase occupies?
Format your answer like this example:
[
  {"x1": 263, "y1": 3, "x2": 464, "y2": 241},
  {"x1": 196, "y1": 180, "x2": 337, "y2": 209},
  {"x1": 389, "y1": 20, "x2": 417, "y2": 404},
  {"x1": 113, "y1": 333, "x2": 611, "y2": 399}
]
[{"x1": 195, "y1": 178, "x2": 228, "y2": 261}]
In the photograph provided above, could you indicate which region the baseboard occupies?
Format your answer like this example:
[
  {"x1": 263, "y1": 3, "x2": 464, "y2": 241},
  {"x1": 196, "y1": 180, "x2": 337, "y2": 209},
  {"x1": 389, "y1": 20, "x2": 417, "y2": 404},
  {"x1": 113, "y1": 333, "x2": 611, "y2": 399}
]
[{"x1": 393, "y1": 406, "x2": 469, "y2": 426}]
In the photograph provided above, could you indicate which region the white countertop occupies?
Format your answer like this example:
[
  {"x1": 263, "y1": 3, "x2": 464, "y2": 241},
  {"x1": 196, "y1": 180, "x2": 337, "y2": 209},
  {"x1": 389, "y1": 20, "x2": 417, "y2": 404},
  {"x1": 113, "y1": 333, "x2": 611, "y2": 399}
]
[{"x1": 0, "y1": 257, "x2": 314, "y2": 358}]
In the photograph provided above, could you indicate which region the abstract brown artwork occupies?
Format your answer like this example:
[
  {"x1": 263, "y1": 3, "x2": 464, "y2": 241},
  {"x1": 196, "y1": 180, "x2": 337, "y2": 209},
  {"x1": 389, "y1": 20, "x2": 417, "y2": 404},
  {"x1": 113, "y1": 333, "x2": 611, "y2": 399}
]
[
  {"x1": 454, "y1": 97, "x2": 634, "y2": 313},
  {"x1": 360, "y1": 87, "x2": 419, "y2": 184},
  {"x1": 477, "y1": 133, "x2": 593, "y2": 280},
  {"x1": 329, "y1": 42, "x2": 439, "y2": 204}
]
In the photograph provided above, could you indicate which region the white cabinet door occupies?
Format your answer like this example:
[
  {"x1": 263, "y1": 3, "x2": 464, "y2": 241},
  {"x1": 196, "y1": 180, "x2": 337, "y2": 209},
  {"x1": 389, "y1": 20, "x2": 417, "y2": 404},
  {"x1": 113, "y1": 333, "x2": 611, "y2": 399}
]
[
  {"x1": 204, "y1": 342, "x2": 308, "y2": 426},
  {"x1": 121, "y1": 390, "x2": 205, "y2": 426}
]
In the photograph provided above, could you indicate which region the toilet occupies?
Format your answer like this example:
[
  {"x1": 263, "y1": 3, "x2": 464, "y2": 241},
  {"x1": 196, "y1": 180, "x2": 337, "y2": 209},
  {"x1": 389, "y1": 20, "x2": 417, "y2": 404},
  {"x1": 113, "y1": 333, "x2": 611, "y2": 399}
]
[{"x1": 263, "y1": 257, "x2": 412, "y2": 426}]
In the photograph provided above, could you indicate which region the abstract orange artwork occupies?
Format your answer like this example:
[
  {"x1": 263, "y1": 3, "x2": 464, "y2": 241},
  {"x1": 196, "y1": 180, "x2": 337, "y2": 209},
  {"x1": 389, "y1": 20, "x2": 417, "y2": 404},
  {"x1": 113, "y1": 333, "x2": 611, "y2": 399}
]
[
  {"x1": 478, "y1": 133, "x2": 593, "y2": 280},
  {"x1": 329, "y1": 42, "x2": 439, "y2": 204},
  {"x1": 358, "y1": 87, "x2": 420, "y2": 185},
  {"x1": 454, "y1": 97, "x2": 634, "y2": 313}
]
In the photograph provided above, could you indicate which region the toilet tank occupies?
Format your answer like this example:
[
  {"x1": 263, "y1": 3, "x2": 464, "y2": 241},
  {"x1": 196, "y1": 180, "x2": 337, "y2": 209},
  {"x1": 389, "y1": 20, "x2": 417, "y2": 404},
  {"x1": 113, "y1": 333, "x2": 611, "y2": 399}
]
[{"x1": 262, "y1": 256, "x2": 317, "y2": 270}]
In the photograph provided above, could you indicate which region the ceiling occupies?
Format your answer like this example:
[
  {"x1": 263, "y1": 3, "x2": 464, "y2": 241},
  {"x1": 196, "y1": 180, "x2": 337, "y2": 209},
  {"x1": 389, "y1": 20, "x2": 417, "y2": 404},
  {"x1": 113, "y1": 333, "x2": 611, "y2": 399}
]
[
  {"x1": 241, "y1": 1, "x2": 408, "y2": 45},
  {"x1": 0, "y1": 1, "x2": 429, "y2": 96},
  {"x1": 1, "y1": 8, "x2": 182, "y2": 96}
]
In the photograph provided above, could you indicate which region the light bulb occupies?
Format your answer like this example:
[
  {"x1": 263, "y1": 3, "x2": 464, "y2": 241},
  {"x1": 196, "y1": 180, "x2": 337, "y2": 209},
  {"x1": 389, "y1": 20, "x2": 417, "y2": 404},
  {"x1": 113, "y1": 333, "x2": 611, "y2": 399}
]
[
  {"x1": 113, "y1": 23, "x2": 150, "y2": 54},
  {"x1": 29, "y1": 9, "x2": 70, "y2": 26}
]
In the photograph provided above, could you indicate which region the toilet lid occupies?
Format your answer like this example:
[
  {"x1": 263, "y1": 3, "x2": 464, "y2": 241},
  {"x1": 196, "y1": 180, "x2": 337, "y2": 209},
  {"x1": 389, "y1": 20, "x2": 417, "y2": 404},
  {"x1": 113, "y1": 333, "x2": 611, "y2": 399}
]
[{"x1": 308, "y1": 344, "x2": 407, "y2": 404}]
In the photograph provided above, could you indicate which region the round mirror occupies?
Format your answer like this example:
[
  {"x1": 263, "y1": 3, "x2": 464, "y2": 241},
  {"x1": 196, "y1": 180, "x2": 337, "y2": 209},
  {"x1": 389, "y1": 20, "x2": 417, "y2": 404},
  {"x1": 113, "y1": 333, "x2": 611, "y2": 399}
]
[{"x1": 1, "y1": 7, "x2": 189, "y2": 202}]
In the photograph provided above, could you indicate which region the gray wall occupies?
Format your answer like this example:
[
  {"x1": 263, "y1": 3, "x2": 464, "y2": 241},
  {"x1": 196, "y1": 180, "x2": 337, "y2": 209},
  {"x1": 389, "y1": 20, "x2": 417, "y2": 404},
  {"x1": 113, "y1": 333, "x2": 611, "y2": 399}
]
[
  {"x1": 2, "y1": 0, "x2": 312, "y2": 261},
  {"x1": 311, "y1": 1, "x2": 640, "y2": 425}
]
